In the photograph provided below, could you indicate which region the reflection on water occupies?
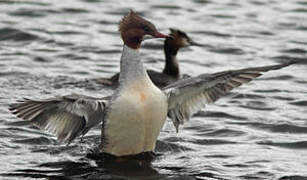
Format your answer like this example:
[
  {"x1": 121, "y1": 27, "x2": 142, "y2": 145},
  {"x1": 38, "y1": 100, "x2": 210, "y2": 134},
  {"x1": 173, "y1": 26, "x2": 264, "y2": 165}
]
[
  {"x1": 6, "y1": 153, "x2": 160, "y2": 179},
  {"x1": 0, "y1": 0, "x2": 307, "y2": 179}
]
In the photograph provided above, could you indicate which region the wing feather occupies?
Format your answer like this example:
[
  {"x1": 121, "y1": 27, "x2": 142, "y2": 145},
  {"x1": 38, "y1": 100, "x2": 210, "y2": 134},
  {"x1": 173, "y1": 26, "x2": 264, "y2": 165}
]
[
  {"x1": 9, "y1": 94, "x2": 107, "y2": 144},
  {"x1": 164, "y1": 62, "x2": 295, "y2": 132}
]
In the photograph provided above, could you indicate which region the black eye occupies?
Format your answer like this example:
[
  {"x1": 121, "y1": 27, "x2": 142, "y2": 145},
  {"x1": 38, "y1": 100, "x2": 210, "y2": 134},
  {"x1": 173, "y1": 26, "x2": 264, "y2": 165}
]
[{"x1": 143, "y1": 26, "x2": 150, "y2": 32}]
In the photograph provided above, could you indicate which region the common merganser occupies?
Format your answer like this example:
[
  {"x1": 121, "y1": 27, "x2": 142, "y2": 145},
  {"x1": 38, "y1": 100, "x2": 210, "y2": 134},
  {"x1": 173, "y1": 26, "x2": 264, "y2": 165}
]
[
  {"x1": 96, "y1": 28, "x2": 202, "y2": 88},
  {"x1": 9, "y1": 11, "x2": 295, "y2": 157}
]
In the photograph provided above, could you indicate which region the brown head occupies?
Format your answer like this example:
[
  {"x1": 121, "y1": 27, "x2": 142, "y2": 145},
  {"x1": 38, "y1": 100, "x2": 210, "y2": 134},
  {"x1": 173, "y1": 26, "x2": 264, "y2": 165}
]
[
  {"x1": 119, "y1": 11, "x2": 169, "y2": 49},
  {"x1": 165, "y1": 28, "x2": 203, "y2": 51}
]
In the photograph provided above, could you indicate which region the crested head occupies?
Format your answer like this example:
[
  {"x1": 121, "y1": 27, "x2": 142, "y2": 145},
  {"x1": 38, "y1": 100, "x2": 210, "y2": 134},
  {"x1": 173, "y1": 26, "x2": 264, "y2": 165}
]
[
  {"x1": 166, "y1": 28, "x2": 191, "y2": 49},
  {"x1": 119, "y1": 10, "x2": 169, "y2": 49},
  {"x1": 166, "y1": 28, "x2": 202, "y2": 49}
]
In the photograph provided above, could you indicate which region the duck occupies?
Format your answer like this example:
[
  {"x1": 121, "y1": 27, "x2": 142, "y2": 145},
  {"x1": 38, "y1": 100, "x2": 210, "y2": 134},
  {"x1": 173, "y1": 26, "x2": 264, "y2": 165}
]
[
  {"x1": 9, "y1": 11, "x2": 295, "y2": 157},
  {"x1": 96, "y1": 28, "x2": 203, "y2": 88}
]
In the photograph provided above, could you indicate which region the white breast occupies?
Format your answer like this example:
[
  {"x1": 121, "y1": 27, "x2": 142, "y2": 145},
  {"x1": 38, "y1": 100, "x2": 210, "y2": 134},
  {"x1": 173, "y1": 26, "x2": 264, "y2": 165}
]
[{"x1": 103, "y1": 79, "x2": 168, "y2": 156}]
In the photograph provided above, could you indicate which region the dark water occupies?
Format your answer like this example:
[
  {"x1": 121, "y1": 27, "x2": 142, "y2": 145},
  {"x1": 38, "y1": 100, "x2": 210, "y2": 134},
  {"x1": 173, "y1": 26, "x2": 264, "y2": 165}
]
[{"x1": 1, "y1": 0, "x2": 307, "y2": 179}]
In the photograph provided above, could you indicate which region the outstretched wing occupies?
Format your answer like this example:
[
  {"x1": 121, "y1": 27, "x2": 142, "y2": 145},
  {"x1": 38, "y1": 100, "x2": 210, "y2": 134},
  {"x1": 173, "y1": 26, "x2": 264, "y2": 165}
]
[
  {"x1": 9, "y1": 94, "x2": 108, "y2": 144},
  {"x1": 163, "y1": 62, "x2": 294, "y2": 132}
]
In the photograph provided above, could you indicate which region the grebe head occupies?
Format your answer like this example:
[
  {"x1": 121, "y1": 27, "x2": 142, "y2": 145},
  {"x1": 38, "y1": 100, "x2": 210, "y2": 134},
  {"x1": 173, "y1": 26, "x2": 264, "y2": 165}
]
[{"x1": 166, "y1": 28, "x2": 203, "y2": 49}]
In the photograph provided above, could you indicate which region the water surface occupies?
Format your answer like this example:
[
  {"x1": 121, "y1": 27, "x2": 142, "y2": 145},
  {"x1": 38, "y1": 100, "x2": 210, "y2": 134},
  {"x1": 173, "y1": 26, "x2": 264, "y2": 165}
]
[{"x1": 0, "y1": 0, "x2": 307, "y2": 179}]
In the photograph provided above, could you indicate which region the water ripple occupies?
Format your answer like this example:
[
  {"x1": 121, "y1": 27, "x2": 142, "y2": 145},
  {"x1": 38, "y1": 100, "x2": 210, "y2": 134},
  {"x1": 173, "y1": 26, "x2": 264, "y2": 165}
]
[
  {"x1": 209, "y1": 47, "x2": 245, "y2": 55},
  {"x1": 233, "y1": 122, "x2": 307, "y2": 134},
  {"x1": 279, "y1": 175, "x2": 307, "y2": 180},
  {"x1": 257, "y1": 141, "x2": 307, "y2": 149},
  {"x1": 192, "y1": 30, "x2": 232, "y2": 38},
  {"x1": 0, "y1": 0, "x2": 50, "y2": 6},
  {"x1": 8, "y1": 9, "x2": 48, "y2": 17},
  {"x1": 196, "y1": 111, "x2": 247, "y2": 120},
  {"x1": 0, "y1": 0, "x2": 306, "y2": 179},
  {"x1": 189, "y1": 138, "x2": 238, "y2": 145},
  {"x1": 61, "y1": 8, "x2": 89, "y2": 14},
  {"x1": 281, "y1": 48, "x2": 307, "y2": 54},
  {"x1": 198, "y1": 129, "x2": 246, "y2": 137},
  {"x1": 289, "y1": 100, "x2": 307, "y2": 106},
  {"x1": 0, "y1": 28, "x2": 40, "y2": 41}
]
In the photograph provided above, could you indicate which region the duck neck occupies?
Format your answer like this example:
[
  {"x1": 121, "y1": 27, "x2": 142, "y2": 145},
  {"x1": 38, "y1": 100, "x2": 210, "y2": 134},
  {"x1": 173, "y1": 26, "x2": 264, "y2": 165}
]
[
  {"x1": 119, "y1": 45, "x2": 148, "y2": 86},
  {"x1": 163, "y1": 41, "x2": 180, "y2": 78}
]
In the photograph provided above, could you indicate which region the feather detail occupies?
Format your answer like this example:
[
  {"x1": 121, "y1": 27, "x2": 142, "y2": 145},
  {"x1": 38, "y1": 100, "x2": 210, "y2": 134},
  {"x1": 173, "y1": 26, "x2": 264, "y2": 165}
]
[
  {"x1": 9, "y1": 95, "x2": 107, "y2": 144},
  {"x1": 164, "y1": 61, "x2": 295, "y2": 131}
]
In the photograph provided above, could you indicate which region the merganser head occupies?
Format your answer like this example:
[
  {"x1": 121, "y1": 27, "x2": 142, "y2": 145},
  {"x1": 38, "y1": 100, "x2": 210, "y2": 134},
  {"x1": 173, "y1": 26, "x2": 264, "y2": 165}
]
[
  {"x1": 119, "y1": 10, "x2": 169, "y2": 49},
  {"x1": 166, "y1": 28, "x2": 203, "y2": 50}
]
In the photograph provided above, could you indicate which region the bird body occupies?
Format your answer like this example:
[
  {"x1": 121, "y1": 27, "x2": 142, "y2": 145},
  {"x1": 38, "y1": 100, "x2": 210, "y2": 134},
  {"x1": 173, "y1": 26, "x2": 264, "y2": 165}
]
[{"x1": 103, "y1": 45, "x2": 168, "y2": 156}]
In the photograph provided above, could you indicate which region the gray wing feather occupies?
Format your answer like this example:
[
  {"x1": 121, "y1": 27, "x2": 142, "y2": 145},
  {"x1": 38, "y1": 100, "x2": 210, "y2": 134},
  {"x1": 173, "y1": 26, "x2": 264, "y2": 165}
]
[
  {"x1": 9, "y1": 94, "x2": 107, "y2": 144},
  {"x1": 163, "y1": 62, "x2": 295, "y2": 132}
]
